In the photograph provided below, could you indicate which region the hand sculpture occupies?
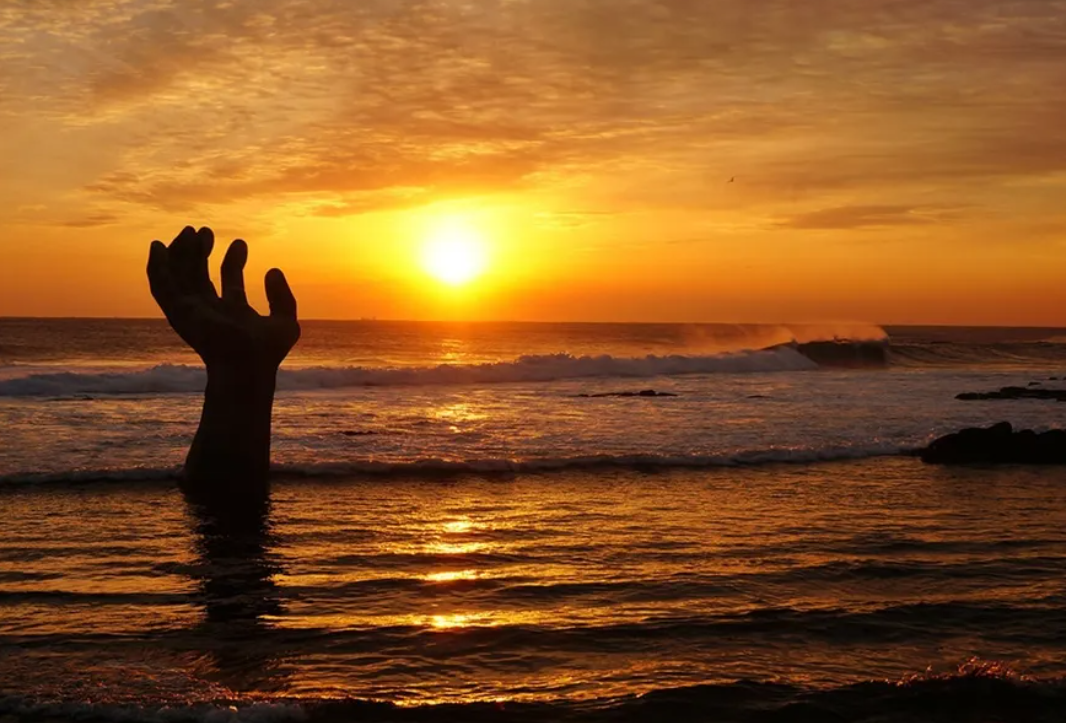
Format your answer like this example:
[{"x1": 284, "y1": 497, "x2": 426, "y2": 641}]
[
  {"x1": 148, "y1": 226, "x2": 300, "y2": 495},
  {"x1": 148, "y1": 226, "x2": 299, "y2": 370}
]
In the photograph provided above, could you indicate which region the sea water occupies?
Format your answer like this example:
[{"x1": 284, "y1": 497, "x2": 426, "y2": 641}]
[{"x1": 2, "y1": 319, "x2": 1066, "y2": 721}]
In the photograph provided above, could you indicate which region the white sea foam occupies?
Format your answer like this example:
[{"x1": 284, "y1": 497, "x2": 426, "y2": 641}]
[{"x1": 0, "y1": 348, "x2": 817, "y2": 397}]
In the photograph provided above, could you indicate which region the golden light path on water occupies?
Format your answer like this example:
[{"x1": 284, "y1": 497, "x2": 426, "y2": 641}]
[
  {"x1": 6, "y1": 453, "x2": 1066, "y2": 706},
  {"x1": 197, "y1": 459, "x2": 1065, "y2": 706}
]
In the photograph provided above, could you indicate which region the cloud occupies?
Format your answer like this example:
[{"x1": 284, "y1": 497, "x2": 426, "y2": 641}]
[
  {"x1": 1, "y1": 0, "x2": 1065, "y2": 221},
  {"x1": 533, "y1": 210, "x2": 617, "y2": 229},
  {"x1": 59, "y1": 212, "x2": 121, "y2": 228},
  {"x1": 777, "y1": 205, "x2": 965, "y2": 230}
]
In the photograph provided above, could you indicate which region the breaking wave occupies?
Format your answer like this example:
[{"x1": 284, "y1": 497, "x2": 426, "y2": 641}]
[
  {"x1": 0, "y1": 443, "x2": 914, "y2": 486},
  {"x1": 0, "y1": 348, "x2": 817, "y2": 397}
]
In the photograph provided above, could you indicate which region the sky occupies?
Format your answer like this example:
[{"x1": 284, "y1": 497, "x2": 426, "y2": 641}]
[{"x1": 2, "y1": 0, "x2": 1066, "y2": 324}]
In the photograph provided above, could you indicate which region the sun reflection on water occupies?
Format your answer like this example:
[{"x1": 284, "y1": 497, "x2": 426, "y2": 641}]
[
  {"x1": 433, "y1": 403, "x2": 489, "y2": 424},
  {"x1": 429, "y1": 613, "x2": 482, "y2": 630},
  {"x1": 421, "y1": 517, "x2": 490, "y2": 556},
  {"x1": 437, "y1": 337, "x2": 471, "y2": 365},
  {"x1": 12, "y1": 461, "x2": 1065, "y2": 707},
  {"x1": 426, "y1": 540, "x2": 489, "y2": 555},
  {"x1": 424, "y1": 569, "x2": 481, "y2": 583},
  {"x1": 442, "y1": 518, "x2": 475, "y2": 534}
]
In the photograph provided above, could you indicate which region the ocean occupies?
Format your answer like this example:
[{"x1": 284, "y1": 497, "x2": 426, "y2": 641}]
[{"x1": 3, "y1": 319, "x2": 1066, "y2": 722}]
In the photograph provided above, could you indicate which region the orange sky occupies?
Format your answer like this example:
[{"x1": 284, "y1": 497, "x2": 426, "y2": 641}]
[{"x1": 2, "y1": 0, "x2": 1066, "y2": 324}]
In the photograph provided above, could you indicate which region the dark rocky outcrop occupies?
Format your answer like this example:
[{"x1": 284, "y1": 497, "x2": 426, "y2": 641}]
[
  {"x1": 921, "y1": 422, "x2": 1066, "y2": 464},
  {"x1": 576, "y1": 390, "x2": 679, "y2": 398},
  {"x1": 956, "y1": 386, "x2": 1066, "y2": 402}
]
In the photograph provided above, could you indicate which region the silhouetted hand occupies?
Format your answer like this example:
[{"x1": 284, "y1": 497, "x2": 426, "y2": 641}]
[
  {"x1": 147, "y1": 226, "x2": 300, "y2": 490},
  {"x1": 147, "y1": 226, "x2": 300, "y2": 371}
]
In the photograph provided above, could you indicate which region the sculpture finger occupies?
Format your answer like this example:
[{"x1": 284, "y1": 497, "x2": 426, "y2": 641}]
[
  {"x1": 192, "y1": 226, "x2": 218, "y2": 297},
  {"x1": 220, "y1": 239, "x2": 249, "y2": 306},
  {"x1": 265, "y1": 268, "x2": 298, "y2": 320},
  {"x1": 147, "y1": 240, "x2": 178, "y2": 312},
  {"x1": 167, "y1": 226, "x2": 200, "y2": 295}
]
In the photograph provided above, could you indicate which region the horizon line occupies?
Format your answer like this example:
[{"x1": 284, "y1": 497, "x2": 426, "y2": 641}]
[{"x1": 1, "y1": 316, "x2": 1064, "y2": 330}]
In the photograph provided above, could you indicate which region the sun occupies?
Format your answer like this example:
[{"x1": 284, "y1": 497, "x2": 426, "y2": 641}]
[{"x1": 421, "y1": 218, "x2": 487, "y2": 285}]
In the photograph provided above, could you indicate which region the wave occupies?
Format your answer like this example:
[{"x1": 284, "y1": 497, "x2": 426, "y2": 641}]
[
  {"x1": 0, "y1": 699, "x2": 306, "y2": 723},
  {"x1": 0, "y1": 348, "x2": 818, "y2": 397},
  {"x1": 10, "y1": 337, "x2": 1065, "y2": 398},
  {"x1": 891, "y1": 340, "x2": 1066, "y2": 368},
  {"x1": 0, "y1": 664, "x2": 1062, "y2": 723},
  {"x1": 171, "y1": 602, "x2": 1062, "y2": 656},
  {"x1": 0, "y1": 443, "x2": 914, "y2": 486}
]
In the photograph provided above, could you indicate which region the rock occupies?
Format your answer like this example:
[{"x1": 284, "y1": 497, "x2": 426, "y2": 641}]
[
  {"x1": 956, "y1": 386, "x2": 1066, "y2": 402},
  {"x1": 921, "y1": 422, "x2": 1066, "y2": 465},
  {"x1": 1029, "y1": 381, "x2": 1042, "y2": 387},
  {"x1": 341, "y1": 430, "x2": 378, "y2": 437}
]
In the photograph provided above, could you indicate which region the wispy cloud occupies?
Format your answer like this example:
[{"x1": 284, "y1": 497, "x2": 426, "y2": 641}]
[
  {"x1": 777, "y1": 205, "x2": 969, "y2": 230},
  {"x1": 3, "y1": 0, "x2": 1063, "y2": 220},
  {"x1": 3, "y1": 0, "x2": 1066, "y2": 320},
  {"x1": 59, "y1": 212, "x2": 121, "y2": 228}
]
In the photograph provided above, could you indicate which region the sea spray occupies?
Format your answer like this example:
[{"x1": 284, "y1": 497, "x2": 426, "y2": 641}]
[{"x1": 0, "y1": 348, "x2": 817, "y2": 397}]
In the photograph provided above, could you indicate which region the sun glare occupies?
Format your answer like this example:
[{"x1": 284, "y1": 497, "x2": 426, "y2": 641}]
[{"x1": 422, "y1": 218, "x2": 487, "y2": 285}]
